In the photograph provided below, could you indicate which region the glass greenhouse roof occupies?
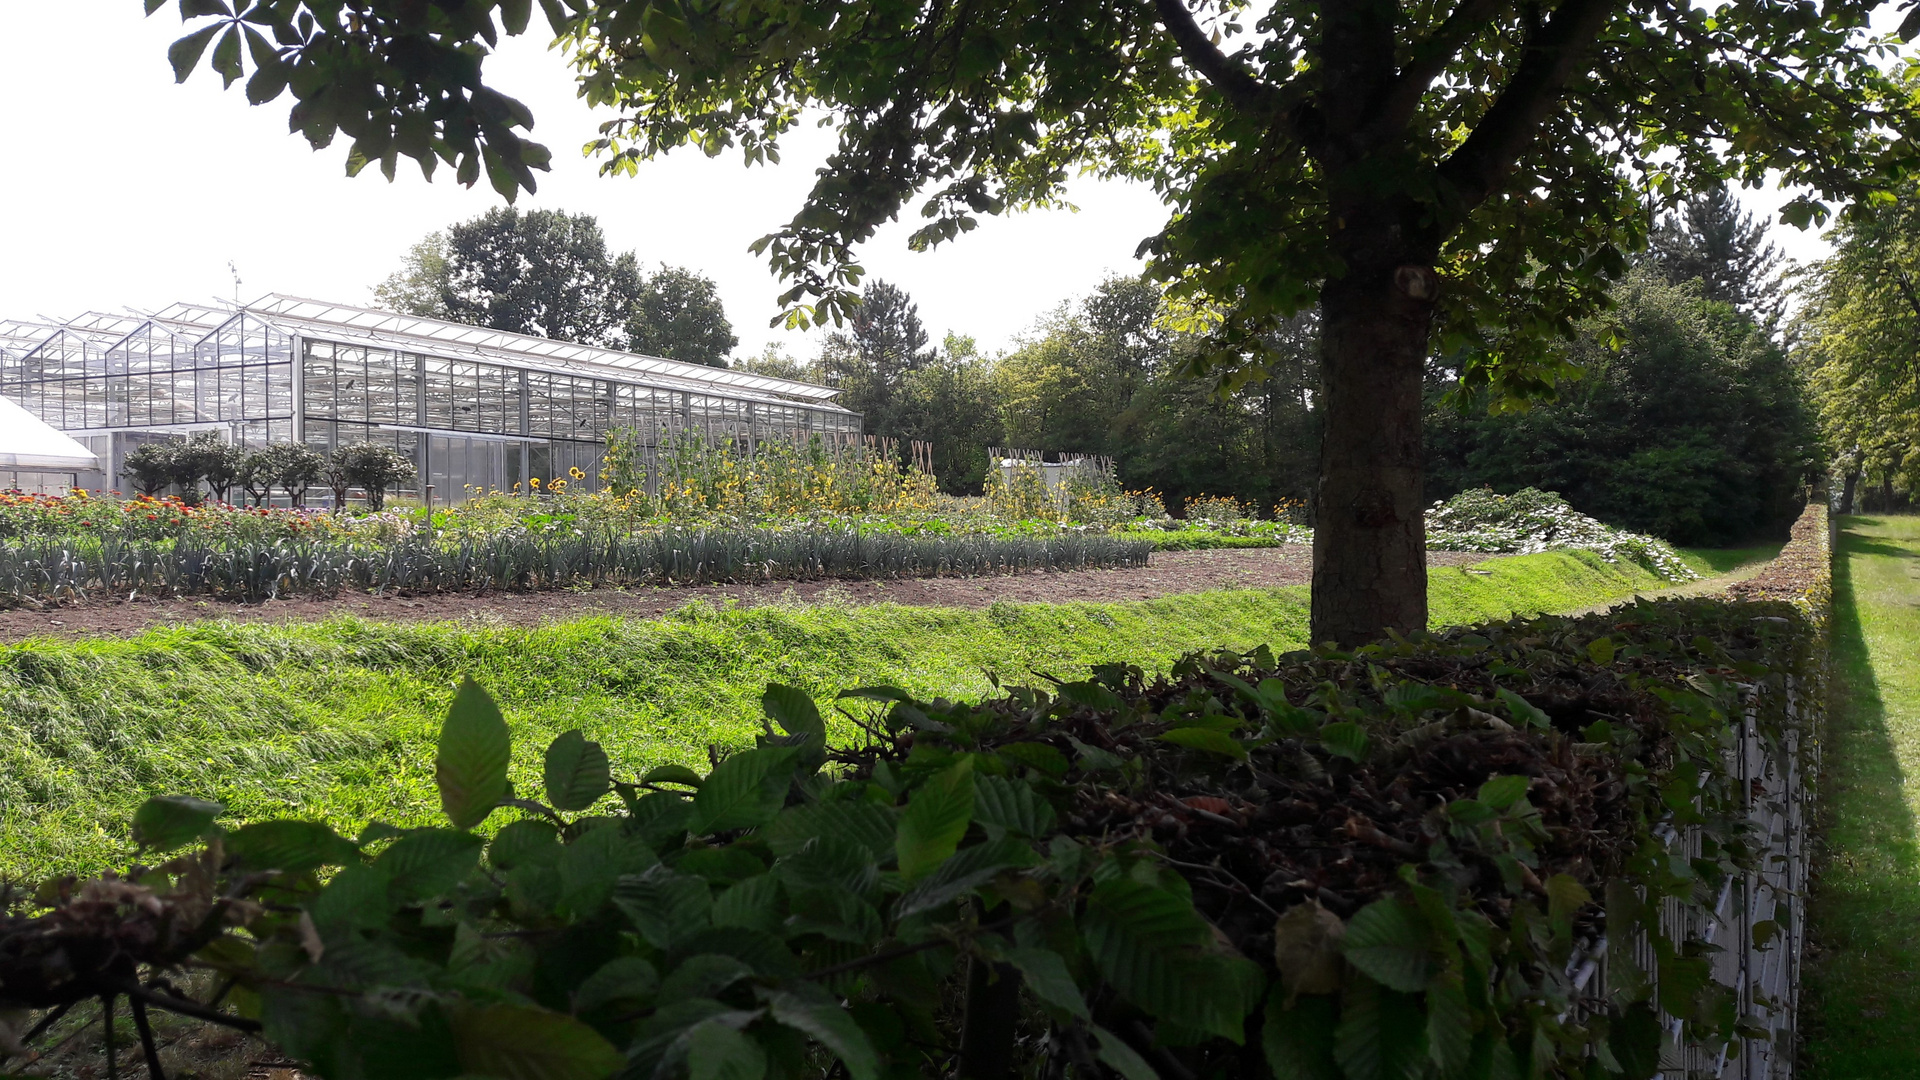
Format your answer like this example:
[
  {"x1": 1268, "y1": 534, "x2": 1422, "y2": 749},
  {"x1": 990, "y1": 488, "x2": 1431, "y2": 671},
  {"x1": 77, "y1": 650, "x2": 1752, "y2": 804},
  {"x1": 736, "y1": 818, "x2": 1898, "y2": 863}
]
[{"x1": 1, "y1": 294, "x2": 848, "y2": 413}]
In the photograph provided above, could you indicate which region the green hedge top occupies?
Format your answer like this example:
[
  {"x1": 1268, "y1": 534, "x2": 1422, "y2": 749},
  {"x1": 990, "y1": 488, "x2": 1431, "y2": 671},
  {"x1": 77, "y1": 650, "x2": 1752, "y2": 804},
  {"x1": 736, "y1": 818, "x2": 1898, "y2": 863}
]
[{"x1": 1, "y1": 539, "x2": 1829, "y2": 1080}]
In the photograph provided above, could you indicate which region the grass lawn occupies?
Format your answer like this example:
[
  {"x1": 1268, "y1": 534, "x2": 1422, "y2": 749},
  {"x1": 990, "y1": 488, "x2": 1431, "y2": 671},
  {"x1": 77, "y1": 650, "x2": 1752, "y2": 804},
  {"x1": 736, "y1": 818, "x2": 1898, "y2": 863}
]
[
  {"x1": 0, "y1": 548, "x2": 1673, "y2": 880},
  {"x1": 1677, "y1": 541, "x2": 1787, "y2": 576},
  {"x1": 1803, "y1": 516, "x2": 1920, "y2": 1077}
]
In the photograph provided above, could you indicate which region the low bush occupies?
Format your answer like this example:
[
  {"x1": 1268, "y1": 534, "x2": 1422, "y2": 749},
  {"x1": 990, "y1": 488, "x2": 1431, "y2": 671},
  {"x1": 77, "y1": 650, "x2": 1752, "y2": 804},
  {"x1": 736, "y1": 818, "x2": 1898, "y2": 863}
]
[
  {"x1": 0, "y1": 567, "x2": 1824, "y2": 1079},
  {"x1": 1426, "y1": 487, "x2": 1698, "y2": 581}
]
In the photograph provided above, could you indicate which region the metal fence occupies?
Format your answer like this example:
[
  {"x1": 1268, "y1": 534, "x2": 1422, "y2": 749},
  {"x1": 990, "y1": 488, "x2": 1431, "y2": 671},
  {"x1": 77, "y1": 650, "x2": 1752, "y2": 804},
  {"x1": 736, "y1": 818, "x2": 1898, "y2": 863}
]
[{"x1": 1567, "y1": 670, "x2": 1816, "y2": 1078}]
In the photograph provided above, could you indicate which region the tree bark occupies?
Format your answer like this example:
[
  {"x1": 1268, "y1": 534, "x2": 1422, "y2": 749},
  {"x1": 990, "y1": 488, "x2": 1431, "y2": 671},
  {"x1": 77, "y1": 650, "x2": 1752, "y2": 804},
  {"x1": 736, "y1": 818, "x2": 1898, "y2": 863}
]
[
  {"x1": 1310, "y1": 238, "x2": 1438, "y2": 646},
  {"x1": 1839, "y1": 449, "x2": 1863, "y2": 515}
]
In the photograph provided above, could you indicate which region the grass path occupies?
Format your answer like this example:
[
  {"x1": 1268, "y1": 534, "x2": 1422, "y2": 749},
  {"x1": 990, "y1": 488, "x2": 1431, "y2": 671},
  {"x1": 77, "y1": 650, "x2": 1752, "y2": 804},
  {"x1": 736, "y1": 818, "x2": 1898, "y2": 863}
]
[{"x1": 1804, "y1": 516, "x2": 1920, "y2": 1077}]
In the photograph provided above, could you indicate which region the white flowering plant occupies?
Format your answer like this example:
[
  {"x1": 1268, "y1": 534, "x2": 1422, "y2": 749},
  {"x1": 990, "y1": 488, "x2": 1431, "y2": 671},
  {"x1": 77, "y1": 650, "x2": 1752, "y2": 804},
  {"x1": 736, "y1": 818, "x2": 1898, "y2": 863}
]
[{"x1": 1425, "y1": 487, "x2": 1697, "y2": 582}]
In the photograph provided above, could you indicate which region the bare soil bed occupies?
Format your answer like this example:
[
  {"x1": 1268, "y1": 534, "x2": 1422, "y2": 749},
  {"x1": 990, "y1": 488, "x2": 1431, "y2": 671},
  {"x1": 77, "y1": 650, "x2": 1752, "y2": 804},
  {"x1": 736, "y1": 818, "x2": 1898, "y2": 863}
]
[{"x1": 0, "y1": 546, "x2": 1494, "y2": 642}]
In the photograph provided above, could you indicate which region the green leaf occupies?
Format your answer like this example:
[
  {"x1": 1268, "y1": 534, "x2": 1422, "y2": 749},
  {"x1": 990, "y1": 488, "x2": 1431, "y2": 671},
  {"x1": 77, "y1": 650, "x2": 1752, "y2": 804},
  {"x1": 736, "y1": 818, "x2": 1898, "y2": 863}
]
[
  {"x1": 1495, "y1": 688, "x2": 1548, "y2": 729},
  {"x1": 614, "y1": 866, "x2": 715, "y2": 950},
  {"x1": 712, "y1": 874, "x2": 786, "y2": 935},
  {"x1": 1262, "y1": 989, "x2": 1339, "y2": 1080},
  {"x1": 573, "y1": 956, "x2": 659, "y2": 1014},
  {"x1": 1476, "y1": 774, "x2": 1530, "y2": 810},
  {"x1": 1334, "y1": 975, "x2": 1428, "y2": 1080},
  {"x1": 1090, "y1": 1024, "x2": 1160, "y2": 1080},
  {"x1": 1081, "y1": 877, "x2": 1257, "y2": 1042},
  {"x1": 643, "y1": 763, "x2": 705, "y2": 789},
  {"x1": 490, "y1": 818, "x2": 562, "y2": 870},
  {"x1": 1005, "y1": 947, "x2": 1089, "y2": 1020},
  {"x1": 765, "y1": 799, "x2": 896, "y2": 860},
  {"x1": 973, "y1": 775, "x2": 1057, "y2": 840},
  {"x1": 131, "y1": 795, "x2": 223, "y2": 852},
  {"x1": 1545, "y1": 873, "x2": 1591, "y2": 923},
  {"x1": 450, "y1": 1003, "x2": 625, "y2": 1080},
  {"x1": 896, "y1": 756, "x2": 976, "y2": 880},
  {"x1": 167, "y1": 23, "x2": 222, "y2": 82},
  {"x1": 688, "y1": 1020, "x2": 768, "y2": 1080},
  {"x1": 210, "y1": 24, "x2": 243, "y2": 87},
  {"x1": 688, "y1": 745, "x2": 798, "y2": 835},
  {"x1": 1158, "y1": 726, "x2": 1249, "y2": 759},
  {"x1": 1318, "y1": 722, "x2": 1368, "y2": 762},
  {"x1": 1343, "y1": 897, "x2": 1435, "y2": 993},
  {"x1": 997, "y1": 741, "x2": 1070, "y2": 776},
  {"x1": 762, "y1": 683, "x2": 826, "y2": 739},
  {"x1": 226, "y1": 820, "x2": 357, "y2": 873},
  {"x1": 1057, "y1": 680, "x2": 1124, "y2": 710},
  {"x1": 1066, "y1": 736, "x2": 1124, "y2": 771},
  {"x1": 763, "y1": 985, "x2": 880, "y2": 1080},
  {"x1": 374, "y1": 829, "x2": 485, "y2": 901},
  {"x1": 1608, "y1": 1001, "x2": 1662, "y2": 1078},
  {"x1": 1586, "y1": 636, "x2": 1617, "y2": 665},
  {"x1": 1424, "y1": 970, "x2": 1472, "y2": 1075},
  {"x1": 662, "y1": 955, "x2": 756, "y2": 1002},
  {"x1": 559, "y1": 822, "x2": 661, "y2": 916},
  {"x1": 499, "y1": 0, "x2": 534, "y2": 35},
  {"x1": 894, "y1": 837, "x2": 1039, "y2": 918},
  {"x1": 437, "y1": 677, "x2": 512, "y2": 831},
  {"x1": 543, "y1": 730, "x2": 612, "y2": 812}
]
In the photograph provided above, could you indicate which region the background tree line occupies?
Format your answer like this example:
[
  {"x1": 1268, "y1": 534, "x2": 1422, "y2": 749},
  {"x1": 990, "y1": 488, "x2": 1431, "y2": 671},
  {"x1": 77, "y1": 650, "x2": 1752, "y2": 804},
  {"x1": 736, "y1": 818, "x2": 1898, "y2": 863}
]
[{"x1": 382, "y1": 195, "x2": 1820, "y2": 542}]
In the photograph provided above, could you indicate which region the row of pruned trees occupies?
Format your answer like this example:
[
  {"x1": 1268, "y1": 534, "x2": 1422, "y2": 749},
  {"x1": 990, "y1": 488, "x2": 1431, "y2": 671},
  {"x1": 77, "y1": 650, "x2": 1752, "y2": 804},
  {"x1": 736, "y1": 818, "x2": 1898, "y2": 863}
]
[
  {"x1": 120, "y1": 434, "x2": 417, "y2": 511},
  {"x1": 1794, "y1": 178, "x2": 1920, "y2": 514}
]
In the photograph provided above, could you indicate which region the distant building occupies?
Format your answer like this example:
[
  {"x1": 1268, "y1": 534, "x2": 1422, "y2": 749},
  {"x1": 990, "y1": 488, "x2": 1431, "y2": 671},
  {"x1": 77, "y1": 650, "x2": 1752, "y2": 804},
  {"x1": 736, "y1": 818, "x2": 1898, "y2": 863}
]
[{"x1": 0, "y1": 294, "x2": 858, "y2": 500}]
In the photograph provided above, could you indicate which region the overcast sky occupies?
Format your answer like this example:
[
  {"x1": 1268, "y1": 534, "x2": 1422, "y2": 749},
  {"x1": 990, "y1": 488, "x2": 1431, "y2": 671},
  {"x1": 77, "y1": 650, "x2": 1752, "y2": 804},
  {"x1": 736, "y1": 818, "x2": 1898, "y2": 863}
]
[{"x1": 0, "y1": 3, "x2": 1850, "y2": 363}]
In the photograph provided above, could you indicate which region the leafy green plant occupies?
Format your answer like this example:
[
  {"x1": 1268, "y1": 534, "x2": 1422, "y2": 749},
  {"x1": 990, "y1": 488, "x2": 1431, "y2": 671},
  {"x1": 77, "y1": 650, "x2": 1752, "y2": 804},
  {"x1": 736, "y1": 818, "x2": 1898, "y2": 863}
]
[{"x1": 0, "y1": 566, "x2": 1824, "y2": 1080}]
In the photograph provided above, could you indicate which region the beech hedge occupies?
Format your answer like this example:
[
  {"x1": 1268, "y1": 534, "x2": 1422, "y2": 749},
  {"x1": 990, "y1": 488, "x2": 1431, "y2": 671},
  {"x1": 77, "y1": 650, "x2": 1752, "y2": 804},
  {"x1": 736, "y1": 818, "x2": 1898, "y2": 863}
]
[{"x1": 0, "y1": 553, "x2": 1826, "y2": 1080}]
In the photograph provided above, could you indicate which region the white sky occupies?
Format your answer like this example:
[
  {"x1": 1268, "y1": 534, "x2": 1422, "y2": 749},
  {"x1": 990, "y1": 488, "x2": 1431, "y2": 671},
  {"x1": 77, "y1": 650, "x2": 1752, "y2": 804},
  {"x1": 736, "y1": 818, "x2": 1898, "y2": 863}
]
[{"x1": 0, "y1": 2, "x2": 1864, "y2": 362}]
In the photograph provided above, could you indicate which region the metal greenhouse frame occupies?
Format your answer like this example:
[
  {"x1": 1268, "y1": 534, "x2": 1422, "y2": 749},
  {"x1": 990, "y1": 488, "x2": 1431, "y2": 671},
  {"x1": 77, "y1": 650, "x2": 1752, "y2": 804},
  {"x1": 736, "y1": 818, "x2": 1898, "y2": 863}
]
[{"x1": 0, "y1": 294, "x2": 859, "y2": 501}]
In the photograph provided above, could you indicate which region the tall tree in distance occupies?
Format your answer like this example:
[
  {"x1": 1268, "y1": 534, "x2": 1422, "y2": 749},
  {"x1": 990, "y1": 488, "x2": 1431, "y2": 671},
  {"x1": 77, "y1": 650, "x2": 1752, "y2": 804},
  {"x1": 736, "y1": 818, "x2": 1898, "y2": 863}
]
[
  {"x1": 158, "y1": 0, "x2": 1920, "y2": 644},
  {"x1": 444, "y1": 208, "x2": 641, "y2": 346},
  {"x1": 624, "y1": 266, "x2": 739, "y2": 367},
  {"x1": 1643, "y1": 187, "x2": 1788, "y2": 325},
  {"x1": 817, "y1": 282, "x2": 936, "y2": 426},
  {"x1": 373, "y1": 209, "x2": 736, "y2": 365},
  {"x1": 1797, "y1": 178, "x2": 1920, "y2": 512}
]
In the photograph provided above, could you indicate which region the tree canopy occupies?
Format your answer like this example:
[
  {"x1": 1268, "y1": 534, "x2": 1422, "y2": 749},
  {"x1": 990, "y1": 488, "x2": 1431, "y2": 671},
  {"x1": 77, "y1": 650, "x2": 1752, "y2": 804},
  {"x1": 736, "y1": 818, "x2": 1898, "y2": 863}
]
[
  {"x1": 375, "y1": 208, "x2": 737, "y2": 365},
  {"x1": 1640, "y1": 186, "x2": 1787, "y2": 325},
  {"x1": 152, "y1": 0, "x2": 1920, "y2": 642},
  {"x1": 1796, "y1": 177, "x2": 1920, "y2": 511},
  {"x1": 1430, "y1": 272, "x2": 1818, "y2": 546}
]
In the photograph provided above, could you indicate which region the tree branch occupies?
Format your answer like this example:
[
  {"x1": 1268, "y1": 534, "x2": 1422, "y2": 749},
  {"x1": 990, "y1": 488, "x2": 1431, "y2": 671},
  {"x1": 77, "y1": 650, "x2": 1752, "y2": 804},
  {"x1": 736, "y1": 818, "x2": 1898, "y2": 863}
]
[
  {"x1": 1435, "y1": 0, "x2": 1623, "y2": 211},
  {"x1": 1150, "y1": 0, "x2": 1284, "y2": 118},
  {"x1": 1374, "y1": 0, "x2": 1508, "y2": 137}
]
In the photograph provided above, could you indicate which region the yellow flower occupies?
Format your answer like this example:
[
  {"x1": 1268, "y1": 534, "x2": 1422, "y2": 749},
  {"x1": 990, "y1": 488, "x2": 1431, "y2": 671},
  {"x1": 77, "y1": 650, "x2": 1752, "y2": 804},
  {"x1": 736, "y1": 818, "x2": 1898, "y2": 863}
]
[
  {"x1": 570, "y1": 467, "x2": 586, "y2": 479},
  {"x1": 529, "y1": 477, "x2": 541, "y2": 489}
]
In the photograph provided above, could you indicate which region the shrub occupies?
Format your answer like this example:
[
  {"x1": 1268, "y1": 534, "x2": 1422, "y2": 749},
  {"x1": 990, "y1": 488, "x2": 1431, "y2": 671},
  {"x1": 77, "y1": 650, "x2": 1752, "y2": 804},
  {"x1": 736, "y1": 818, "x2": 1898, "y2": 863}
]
[
  {"x1": 332, "y1": 443, "x2": 418, "y2": 510},
  {"x1": 121, "y1": 441, "x2": 178, "y2": 498},
  {"x1": 1426, "y1": 486, "x2": 1696, "y2": 580},
  {"x1": 0, "y1": 568, "x2": 1823, "y2": 1080}
]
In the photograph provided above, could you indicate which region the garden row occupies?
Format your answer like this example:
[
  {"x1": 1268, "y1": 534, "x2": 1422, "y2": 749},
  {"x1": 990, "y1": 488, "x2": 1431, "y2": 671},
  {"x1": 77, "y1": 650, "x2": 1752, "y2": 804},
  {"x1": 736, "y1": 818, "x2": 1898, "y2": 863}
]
[
  {"x1": 0, "y1": 506, "x2": 1828, "y2": 1080},
  {"x1": 0, "y1": 483, "x2": 1692, "y2": 607}
]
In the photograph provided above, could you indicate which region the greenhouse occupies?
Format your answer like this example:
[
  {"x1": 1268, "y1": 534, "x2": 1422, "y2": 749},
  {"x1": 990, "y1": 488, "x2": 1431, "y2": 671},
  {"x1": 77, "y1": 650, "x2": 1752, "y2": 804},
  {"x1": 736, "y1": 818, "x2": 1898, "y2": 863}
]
[{"x1": 0, "y1": 294, "x2": 858, "y2": 500}]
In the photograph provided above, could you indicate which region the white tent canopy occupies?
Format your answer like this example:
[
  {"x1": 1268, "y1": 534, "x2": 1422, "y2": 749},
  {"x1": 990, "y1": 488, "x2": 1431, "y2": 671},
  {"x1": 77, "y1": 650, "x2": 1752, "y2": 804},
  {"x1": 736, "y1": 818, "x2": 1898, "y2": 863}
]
[{"x1": 0, "y1": 396, "x2": 98, "y2": 470}]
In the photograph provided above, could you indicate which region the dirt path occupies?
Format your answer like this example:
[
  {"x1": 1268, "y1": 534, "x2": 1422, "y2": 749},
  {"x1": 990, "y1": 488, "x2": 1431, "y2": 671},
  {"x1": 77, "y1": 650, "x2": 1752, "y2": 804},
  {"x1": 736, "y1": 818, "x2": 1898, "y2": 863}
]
[{"x1": 0, "y1": 546, "x2": 1495, "y2": 641}]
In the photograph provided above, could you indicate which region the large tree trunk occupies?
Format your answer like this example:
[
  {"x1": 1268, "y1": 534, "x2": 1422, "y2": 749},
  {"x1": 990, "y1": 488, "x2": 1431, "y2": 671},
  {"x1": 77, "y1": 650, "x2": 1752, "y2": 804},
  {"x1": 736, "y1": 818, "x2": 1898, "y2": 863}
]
[
  {"x1": 1311, "y1": 255, "x2": 1438, "y2": 646},
  {"x1": 1839, "y1": 449, "x2": 1863, "y2": 515}
]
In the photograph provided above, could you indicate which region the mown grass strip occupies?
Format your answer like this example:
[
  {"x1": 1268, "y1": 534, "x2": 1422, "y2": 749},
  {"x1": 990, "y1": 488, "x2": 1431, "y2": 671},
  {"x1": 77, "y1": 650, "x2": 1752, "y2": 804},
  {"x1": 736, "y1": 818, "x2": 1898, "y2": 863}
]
[
  {"x1": 1804, "y1": 516, "x2": 1920, "y2": 1077},
  {"x1": 0, "y1": 548, "x2": 1672, "y2": 880}
]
